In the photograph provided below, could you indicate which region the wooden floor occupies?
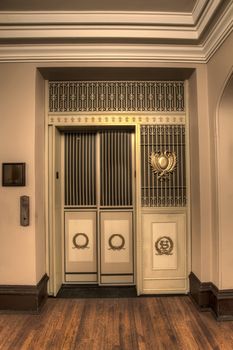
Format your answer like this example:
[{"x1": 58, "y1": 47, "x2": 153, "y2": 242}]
[{"x1": 0, "y1": 296, "x2": 233, "y2": 349}]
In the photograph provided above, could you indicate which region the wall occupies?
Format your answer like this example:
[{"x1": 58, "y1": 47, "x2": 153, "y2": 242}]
[
  {"x1": 207, "y1": 30, "x2": 233, "y2": 289},
  {"x1": 0, "y1": 59, "x2": 212, "y2": 289},
  {"x1": 188, "y1": 65, "x2": 212, "y2": 282},
  {"x1": 0, "y1": 63, "x2": 38, "y2": 285},
  {"x1": 35, "y1": 70, "x2": 46, "y2": 282}
]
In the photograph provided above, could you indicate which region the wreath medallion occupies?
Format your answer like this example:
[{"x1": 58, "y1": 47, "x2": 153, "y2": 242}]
[
  {"x1": 108, "y1": 234, "x2": 125, "y2": 250},
  {"x1": 72, "y1": 233, "x2": 89, "y2": 249},
  {"x1": 155, "y1": 236, "x2": 174, "y2": 255}
]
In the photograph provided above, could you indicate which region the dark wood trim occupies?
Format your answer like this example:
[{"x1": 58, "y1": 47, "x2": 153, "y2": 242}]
[
  {"x1": 0, "y1": 274, "x2": 49, "y2": 313},
  {"x1": 189, "y1": 272, "x2": 233, "y2": 321}
]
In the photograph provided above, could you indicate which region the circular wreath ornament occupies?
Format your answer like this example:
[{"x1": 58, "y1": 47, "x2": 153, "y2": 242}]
[
  {"x1": 108, "y1": 234, "x2": 125, "y2": 250},
  {"x1": 72, "y1": 233, "x2": 89, "y2": 249},
  {"x1": 155, "y1": 236, "x2": 174, "y2": 255}
]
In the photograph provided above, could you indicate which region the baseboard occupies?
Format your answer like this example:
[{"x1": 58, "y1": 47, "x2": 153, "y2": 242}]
[
  {"x1": 0, "y1": 274, "x2": 49, "y2": 313},
  {"x1": 189, "y1": 272, "x2": 233, "y2": 321}
]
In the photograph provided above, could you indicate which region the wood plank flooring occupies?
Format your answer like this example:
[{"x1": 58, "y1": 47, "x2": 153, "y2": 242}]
[{"x1": 0, "y1": 296, "x2": 233, "y2": 349}]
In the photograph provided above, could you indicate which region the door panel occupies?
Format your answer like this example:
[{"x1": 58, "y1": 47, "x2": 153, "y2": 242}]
[
  {"x1": 100, "y1": 211, "x2": 134, "y2": 284},
  {"x1": 65, "y1": 211, "x2": 97, "y2": 283},
  {"x1": 63, "y1": 129, "x2": 135, "y2": 285}
]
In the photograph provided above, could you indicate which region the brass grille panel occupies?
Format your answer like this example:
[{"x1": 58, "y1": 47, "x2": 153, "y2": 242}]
[
  {"x1": 64, "y1": 133, "x2": 96, "y2": 206},
  {"x1": 49, "y1": 81, "x2": 185, "y2": 113},
  {"x1": 100, "y1": 131, "x2": 133, "y2": 207},
  {"x1": 141, "y1": 125, "x2": 186, "y2": 207}
]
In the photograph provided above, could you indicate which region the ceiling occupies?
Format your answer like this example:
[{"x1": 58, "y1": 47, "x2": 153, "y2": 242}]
[{"x1": 0, "y1": 0, "x2": 197, "y2": 13}]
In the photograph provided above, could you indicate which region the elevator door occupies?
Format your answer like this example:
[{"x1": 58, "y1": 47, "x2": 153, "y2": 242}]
[{"x1": 64, "y1": 129, "x2": 134, "y2": 285}]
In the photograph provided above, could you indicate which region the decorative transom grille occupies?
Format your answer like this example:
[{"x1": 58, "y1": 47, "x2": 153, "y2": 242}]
[
  {"x1": 49, "y1": 81, "x2": 185, "y2": 113},
  {"x1": 141, "y1": 125, "x2": 186, "y2": 207}
]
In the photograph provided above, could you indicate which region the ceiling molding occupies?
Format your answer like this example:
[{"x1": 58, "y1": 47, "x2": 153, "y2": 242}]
[
  {"x1": 195, "y1": 0, "x2": 224, "y2": 36},
  {"x1": 192, "y1": 0, "x2": 208, "y2": 23},
  {"x1": 0, "y1": 43, "x2": 205, "y2": 63},
  {"x1": 0, "y1": 0, "x2": 231, "y2": 64},
  {"x1": 0, "y1": 0, "x2": 218, "y2": 42},
  {"x1": 0, "y1": 11, "x2": 194, "y2": 26},
  {"x1": 0, "y1": 24, "x2": 199, "y2": 41},
  {"x1": 203, "y1": 0, "x2": 233, "y2": 62}
]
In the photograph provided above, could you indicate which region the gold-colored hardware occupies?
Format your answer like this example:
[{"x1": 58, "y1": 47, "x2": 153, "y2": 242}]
[
  {"x1": 150, "y1": 150, "x2": 177, "y2": 179},
  {"x1": 155, "y1": 236, "x2": 174, "y2": 255}
]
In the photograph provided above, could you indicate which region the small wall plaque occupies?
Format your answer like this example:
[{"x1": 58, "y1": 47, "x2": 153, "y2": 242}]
[{"x1": 2, "y1": 163, "x2": 26, "y2": 186}]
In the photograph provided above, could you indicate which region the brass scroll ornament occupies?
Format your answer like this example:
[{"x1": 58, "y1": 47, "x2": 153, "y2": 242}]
[
  {"x1": 150, "y1": 150, "x2": 177, "y2": 179},
  {"x1": 72, "y1": 233, "x2": 89, "y2": 249},
  {"x1": 108, "y1": 234, "x2": 125, "y2": 250}
]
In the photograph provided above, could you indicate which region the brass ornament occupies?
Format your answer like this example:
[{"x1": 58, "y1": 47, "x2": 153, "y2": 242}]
[
  {"x1": 155, "y1": 236, "x2": 174, "y2": 255},
  {"x1": 108, "y1": 234, "x2": 125, "y2": 250},
  {"x1": 72, "y1": 233, "x2": 89, "y2": 249},
  {"x1": 150, "y1": 150, "x2": 177, "y2": 179}
]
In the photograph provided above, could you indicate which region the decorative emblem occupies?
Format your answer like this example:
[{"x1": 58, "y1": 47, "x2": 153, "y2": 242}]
[
  {"x1": 150, "y1": 150, "x2": 177, "y2": 179},
  {"x1": 155, "y1": 236, "x2": 174, "y2": 255},
  {"x1": 108, "y1": 234, "x2": 125, "y2": 250},
  {"x1": 72, "y1": 233, "x2": 89, "y2": 249}
]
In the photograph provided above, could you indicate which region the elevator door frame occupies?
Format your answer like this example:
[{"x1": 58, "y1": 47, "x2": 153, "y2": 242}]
[{"x1": 47, "y1": 124, "x2": 139, "y2": 295}]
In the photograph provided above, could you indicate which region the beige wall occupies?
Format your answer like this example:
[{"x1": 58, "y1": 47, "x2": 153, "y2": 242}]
[
  {"x1": 0, "y1": 64, "x2": 45, "y2": 284},
  {"x1": 188, "y1": 66, "x2": 212, "y2": 282},
  {"x1": 0, "y1": 54, "x2": 231, "y2": 289},
  {"x1": 207, "y1": 31, "x2": 233, "y2": 289},
  {"x1": 35, "y1": 70, "x2": 46, "y2": 282}
]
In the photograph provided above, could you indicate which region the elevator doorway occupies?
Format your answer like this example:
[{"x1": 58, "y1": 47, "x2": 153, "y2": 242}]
[{"x1": 62, "y1": 128, "x2": 135, "y2": 286}]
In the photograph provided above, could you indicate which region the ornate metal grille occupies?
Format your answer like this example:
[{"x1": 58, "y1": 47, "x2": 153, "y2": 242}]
[
  {"x1": 49, "y1": 81, "x2": 185, "y2": 113},
  {"x1": 141, "y1": 125, "x2": 186, "y2": 207},
  {"x1": 100, "y1": 131, "x2": 133, "y2": 207},
  {"x1": 64, "y1": 132, "x2": 96, "y2": 206}
]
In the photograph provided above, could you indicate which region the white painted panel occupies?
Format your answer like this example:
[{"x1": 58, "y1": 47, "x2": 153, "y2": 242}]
[
  {"x1": 152, "y1": 222, "x2": 177, "y2": 270},
  {"x1": 100, "y1": 211, "x2": 133, "y2": 277},
  {"x1": 104, "y1": 220, "x2": 130, "y2": 263},
  {"x1": 65, "y1": 211, "x2": 97, "y2": 276},
  {"x1": 142, "y1": 212, "x2": 187, "y2": 294},
  {"x1": 68, "y1": 219, "x2": 94, "y2": 262}
]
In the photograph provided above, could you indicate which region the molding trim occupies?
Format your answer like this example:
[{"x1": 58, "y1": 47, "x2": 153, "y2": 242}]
[
  {"x1": 0, "y1": 44, "x2": 205, "y2": 63},
  {"x1": 0, "y1": 274, "x2": 49, "y2": 313},
  {"x1": 203, "y1": 1, "x2": 233, "y2": 62},
  {"x1": 0, "y1": 1, "x2": 231, "y2": 63},
  {"x1": 0, "y1": 11, "x2": 194, "y2": 26},
  {"x1": 189, "y1": 272, "x2": 233, "y2": 321},
  {"x1": 48, "y1": 114, "x2": 186, "y2": 126}
]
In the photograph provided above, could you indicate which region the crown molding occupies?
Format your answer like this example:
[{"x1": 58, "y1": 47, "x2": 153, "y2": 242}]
[
  {"x1": 0, "y1": 43, "x2": 205, "y2": 63},
  {"x1": 0, "y1": 0, "x2": 231, "y2": 64},
  {"x1": 0, "y1": 0, "x2": 217, "y2": 41},
  {"x1": 0, "y1": 11, "x2": 194, "y2": 26},
  {"x1": 192, "y1": 0, "x2": 207, "y2": 23},
  {"x1": 203, "y1": 0, "x2": 233, "y2": 62},
  {"x1": 0, "y1": 24, "x2": 199, "y2": 41},
  {"x1": 195, "y1": 0, "x2": 224, "y2": 37}
]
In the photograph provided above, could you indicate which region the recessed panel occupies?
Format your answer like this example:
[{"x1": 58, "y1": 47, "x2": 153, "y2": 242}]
[
  {"x1": 142, "y1": 212, "x2": 187, "y2": 293},
  {"x1": 104, "y1": 220, "x2": 130, "y2": 263},
  {"x1": 152, "y1": 222, "x2": 177, "y2": 270},
  {"x1": 100, "y1": 211, "x2": 133, "y2": 281},
  {"x1": 65, "y1": 211, "x2": 97, "y2": 281},
  {"x1": 68, "y1": 219, "x2": 94, "y2": 262}
]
